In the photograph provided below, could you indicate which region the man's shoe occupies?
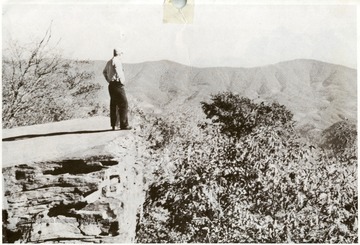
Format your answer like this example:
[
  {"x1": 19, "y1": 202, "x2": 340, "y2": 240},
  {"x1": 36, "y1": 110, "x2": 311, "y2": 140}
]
[
  {"x1": 112, "y1": 126, "x2": 115, "y2": 131},
  {"x1": 120, "y1": 126, "x2": 132, "y2": 130}
]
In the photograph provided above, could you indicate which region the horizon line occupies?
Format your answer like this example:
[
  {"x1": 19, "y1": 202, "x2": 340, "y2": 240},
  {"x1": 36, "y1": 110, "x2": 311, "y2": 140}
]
[
  {"x1": 2, "y1": 56, "x2": 356, "y2": 70},
  {"x1": 83, "y1": 58, "x2": 358, "y2": 70}
]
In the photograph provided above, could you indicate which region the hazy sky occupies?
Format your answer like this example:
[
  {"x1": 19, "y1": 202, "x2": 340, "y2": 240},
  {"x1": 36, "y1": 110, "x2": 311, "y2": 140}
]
[{"x1": 2, "y1": 0, "x2": 358, "y2": 68}]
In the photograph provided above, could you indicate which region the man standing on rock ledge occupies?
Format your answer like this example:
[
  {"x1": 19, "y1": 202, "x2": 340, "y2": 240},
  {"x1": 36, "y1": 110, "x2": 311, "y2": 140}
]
[{"x1": 103, "y1": 48, "x2": 132, "y2": 130}]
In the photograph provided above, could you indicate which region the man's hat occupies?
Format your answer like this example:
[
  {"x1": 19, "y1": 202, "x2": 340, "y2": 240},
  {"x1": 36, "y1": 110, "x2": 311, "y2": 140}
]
[{"x1": 114, "y1": 48, "x2": 123, "y2": 55}]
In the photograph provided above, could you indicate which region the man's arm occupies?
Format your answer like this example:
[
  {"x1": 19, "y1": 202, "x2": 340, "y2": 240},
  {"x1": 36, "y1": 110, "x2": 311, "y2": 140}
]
[
  {"x1": 113, "y1": 59, "x2": 126, "y2": 85},
  {"x1": 103, "y1": 64, "x2": 109, "y2": 82}
]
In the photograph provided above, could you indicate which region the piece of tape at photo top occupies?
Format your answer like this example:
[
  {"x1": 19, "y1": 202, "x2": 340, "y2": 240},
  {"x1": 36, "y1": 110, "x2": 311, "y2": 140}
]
[{"x1": 163, "y1": 0, "x2": 194, "y2": 24}]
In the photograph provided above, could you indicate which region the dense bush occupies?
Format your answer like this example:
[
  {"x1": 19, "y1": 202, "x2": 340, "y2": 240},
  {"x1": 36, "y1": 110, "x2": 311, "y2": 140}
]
[
  {"x1": 135, "y1": 92, "x2": 357, "y2": 243},
  {"x1": 320, "y1": 120, "x2": 357, "y2": 163}
]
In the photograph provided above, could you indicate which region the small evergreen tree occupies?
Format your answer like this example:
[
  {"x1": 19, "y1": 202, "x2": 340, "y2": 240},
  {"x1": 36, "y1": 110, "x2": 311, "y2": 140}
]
[{"x1": 201, "y1": 92, "x2": 294, "y2": 138}]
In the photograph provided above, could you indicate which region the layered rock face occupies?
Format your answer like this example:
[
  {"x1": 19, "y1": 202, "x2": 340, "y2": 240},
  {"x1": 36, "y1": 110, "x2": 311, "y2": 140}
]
[{"x1": 3, "y1": 134, "x2": 145, "y2": 243}]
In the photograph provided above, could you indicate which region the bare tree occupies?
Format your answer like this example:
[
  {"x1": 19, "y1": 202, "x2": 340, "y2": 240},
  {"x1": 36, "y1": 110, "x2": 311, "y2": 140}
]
[{"x1": 2, "y1": 24, "x2": 100, "y2": 128}]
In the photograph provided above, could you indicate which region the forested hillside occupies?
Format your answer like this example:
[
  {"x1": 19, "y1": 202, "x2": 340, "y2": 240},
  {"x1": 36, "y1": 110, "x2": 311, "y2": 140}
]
[{"x1": 95, "y1": 59, "x2": 356, "y2": 139}]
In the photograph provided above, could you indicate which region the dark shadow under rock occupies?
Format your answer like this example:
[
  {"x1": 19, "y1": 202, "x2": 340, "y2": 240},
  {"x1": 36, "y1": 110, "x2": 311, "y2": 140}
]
[
  {"x1": 43, "y1": 160, "x2": 104, "y2": 175},
  {"x1": 48, "y1": 201, "x2": 87, "y2": 218}
]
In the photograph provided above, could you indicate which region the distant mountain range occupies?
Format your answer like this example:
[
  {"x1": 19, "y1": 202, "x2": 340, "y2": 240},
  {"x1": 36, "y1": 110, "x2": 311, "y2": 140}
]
[{"x1": 90, "y1": 59, "x2": 357, "y2": 136}]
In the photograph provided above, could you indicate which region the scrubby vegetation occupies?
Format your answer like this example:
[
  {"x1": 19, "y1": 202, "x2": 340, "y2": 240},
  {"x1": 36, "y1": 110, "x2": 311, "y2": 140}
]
[
  {"x1": 135, "y1": 92, "x2": 357, "y2": 243},
  {"x1": 2, "y1": 26, "x2": 106, "y2": 128}
]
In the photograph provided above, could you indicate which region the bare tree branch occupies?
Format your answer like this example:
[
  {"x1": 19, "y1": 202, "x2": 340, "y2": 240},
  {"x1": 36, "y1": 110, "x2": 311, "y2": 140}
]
[{"x1": 3, "y1": 22, "x2": 101, "y2": 128}]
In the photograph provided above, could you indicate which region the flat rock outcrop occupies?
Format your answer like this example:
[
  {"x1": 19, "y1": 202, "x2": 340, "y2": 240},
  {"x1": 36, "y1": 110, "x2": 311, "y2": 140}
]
[{"x1": 2, "y1": 117, "x2": 145, "y2": 243}]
